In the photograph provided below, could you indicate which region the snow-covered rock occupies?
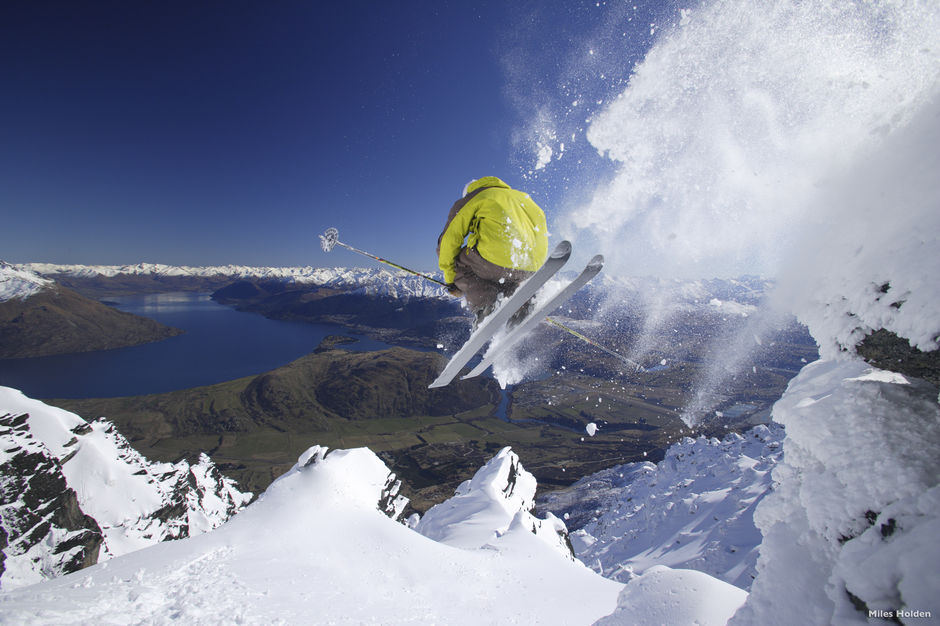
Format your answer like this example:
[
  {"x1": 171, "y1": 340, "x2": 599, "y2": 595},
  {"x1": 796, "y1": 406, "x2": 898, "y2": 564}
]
[
  {"x1": 415, "y1": 446, "x2": 575, "y2": 560},
  {"x1": 729, "y1": 360, "x2": 940, "y2": 625},
  {"x1": 542, "y1": 425, "x2": 782, "y2": 590},
  {"x1": 289, "y1": 444, "x2": 409, "y2": 521},
  {"x1": 0, "y1": 388, "x2": 252, "y2": 590},
  {"x1": 0, "y1": 412, "x2": 102, "y2": 589}
]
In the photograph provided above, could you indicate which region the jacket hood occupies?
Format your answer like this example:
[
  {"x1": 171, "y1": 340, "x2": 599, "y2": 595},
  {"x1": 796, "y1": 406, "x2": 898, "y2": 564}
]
[{"x1": 463, "y1": 176, "x2": 511, "y2": 197}]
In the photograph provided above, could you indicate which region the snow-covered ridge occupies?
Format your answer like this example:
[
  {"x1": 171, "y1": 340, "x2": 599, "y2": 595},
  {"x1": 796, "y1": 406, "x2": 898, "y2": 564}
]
[
  {"x1": 415, "y1": 446, "x2": 574, "y2": 560},
  {"x1": 542, "y1": 424, "x2": 783, "y2": 591},
  {"x1": 15, "y1": 261, "x2": 778, "y2": 310},
  {"x1": 0, "y1": 262, "x2": 52, "y2": 303},
  {"x1": 0, "y1": 433, "x2": 626, "y2": 624},
  {"x1": 0, "y1": 422, "x2": 752, "y2": 624},
  {"x1": 0, "y1": 387, "x2": 252, "y2": 591},
  {"x1": 18, "y1": 262, "x2": 447, "y2": 299}
]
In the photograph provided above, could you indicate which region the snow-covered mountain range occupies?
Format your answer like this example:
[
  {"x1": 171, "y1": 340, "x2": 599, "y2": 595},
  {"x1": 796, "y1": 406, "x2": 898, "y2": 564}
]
[
  {"x1": 4, "y1": 242, "x2": 938, "y2": 623},
  {"x1": 10, "y1": 261, "x2": 776, "y2": 316},
  {"x1": 2, "y1": 0, "x2": 937, "y2": 620},
  {"x1": 14, "y1": 262, "x2": 448, "y2": 300}
]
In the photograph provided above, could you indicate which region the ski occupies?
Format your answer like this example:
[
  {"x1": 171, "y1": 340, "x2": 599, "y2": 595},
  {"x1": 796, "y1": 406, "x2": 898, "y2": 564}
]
[
  {"x1": 462, "y1": 254, "x2": 605, "y2": 381},
  {"x1": 428, "y1": 240, "x2": 572, "y2": 389}
]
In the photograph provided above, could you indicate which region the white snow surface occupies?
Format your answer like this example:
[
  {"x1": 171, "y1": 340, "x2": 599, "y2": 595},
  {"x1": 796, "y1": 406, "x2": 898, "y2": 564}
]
[
  {"x1": 596, "y1": 566, "x2": 747, "y2": 626},
  {"x1": 0, "y1": 444, "x2": 626, "y2": 625},
  {"x1": 0, "y1": 402, "x2": 758, "y2": 625},
  {"x1": 0, "y1": 263, "x2": 51, "y2": 302}
]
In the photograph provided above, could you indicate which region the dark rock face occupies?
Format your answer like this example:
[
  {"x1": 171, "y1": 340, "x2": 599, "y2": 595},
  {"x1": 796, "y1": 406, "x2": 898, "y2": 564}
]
[
  {"x1": 0, "y1": 413, "x2": 103, "y2": 586},
  {"x1": 856, "y1": 329, "x2": 940, "y2": 387},
  {"x1": 377, "y1": 472, "x2": 408, "y2": 520}
]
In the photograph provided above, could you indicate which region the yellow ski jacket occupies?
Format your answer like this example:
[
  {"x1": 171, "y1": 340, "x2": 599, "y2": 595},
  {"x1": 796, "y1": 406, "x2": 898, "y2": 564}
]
[{"x1": 437, "y1": 177, "x2": 548, "y2": 284}]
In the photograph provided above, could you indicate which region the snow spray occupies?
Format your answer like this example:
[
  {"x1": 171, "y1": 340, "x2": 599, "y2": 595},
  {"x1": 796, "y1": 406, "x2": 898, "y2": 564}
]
[{"x1": 515, "y1": 0, "x2": 940, "y2": 424}]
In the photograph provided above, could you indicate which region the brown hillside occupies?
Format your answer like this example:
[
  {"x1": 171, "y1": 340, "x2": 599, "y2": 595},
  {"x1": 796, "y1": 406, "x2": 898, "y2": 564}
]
[{"x1": 0, "y1": 286, "x2": 182, "y2": 358}]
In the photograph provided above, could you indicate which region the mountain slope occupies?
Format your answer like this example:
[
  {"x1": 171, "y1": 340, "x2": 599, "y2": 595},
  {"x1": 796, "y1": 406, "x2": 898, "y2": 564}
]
[
  {"x1": 416, "y1": 446, "x2": 575, "y2": 559},
  {"x1": 51, "y1": 344, "x2": 500, "y2": 502},
  {"x1": 0, "y1": 386, "x2": 754, "y2": 624},
  {"x1": 0, "y1": 412, "x2": 103, "y2": 588},
  {"x1": 0, "y1": 388, "x2": 252, "y2": 590},
  {"x1": 0, "y1": 265, "x2": 182, "y2": 359},
  {"x1": 541, "y1": 424, "x2": 782, "y2": 590},
  {"x1": 0, "y1": 444, "x2": 627, "y2": 625}
]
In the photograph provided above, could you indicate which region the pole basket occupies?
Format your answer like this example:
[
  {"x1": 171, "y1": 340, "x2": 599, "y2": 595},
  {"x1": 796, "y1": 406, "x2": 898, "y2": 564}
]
[{"x1": 319, "y1": 227, "x2": 339, "y2": 252}]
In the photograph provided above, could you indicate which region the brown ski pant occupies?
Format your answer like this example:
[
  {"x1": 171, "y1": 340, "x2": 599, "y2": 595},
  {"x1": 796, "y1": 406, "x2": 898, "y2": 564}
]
[{"x1": 453, "y1": 247, "x2": 534, "y2": 314}]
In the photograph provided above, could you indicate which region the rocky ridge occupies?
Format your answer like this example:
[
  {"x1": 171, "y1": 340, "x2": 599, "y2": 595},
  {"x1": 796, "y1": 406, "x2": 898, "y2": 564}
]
[{"x1": 0, "y1": 388, "x2": 252, "y2": 590}]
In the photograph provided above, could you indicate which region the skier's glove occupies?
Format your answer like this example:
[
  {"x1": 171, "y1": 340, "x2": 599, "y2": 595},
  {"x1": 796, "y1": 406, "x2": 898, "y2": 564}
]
[{"x1": 446, "y1": 283, "x2": 463, "y2": 297}]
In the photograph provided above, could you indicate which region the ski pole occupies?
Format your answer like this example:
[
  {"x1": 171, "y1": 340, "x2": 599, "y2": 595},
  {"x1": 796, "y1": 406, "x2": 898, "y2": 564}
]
[
  {"x1": 319, "y1": 227, "x2": 446, "y2": 286},
  {"x1": 543, "y1": 317, "x2": 644, "y2": 372},
  {"x1": 318, "y1": 227, "x2": 640, "y2": 370}
]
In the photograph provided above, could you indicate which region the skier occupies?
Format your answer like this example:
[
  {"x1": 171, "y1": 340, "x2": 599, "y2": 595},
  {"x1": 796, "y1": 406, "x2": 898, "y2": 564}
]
[{"x1": 437, "y1": 176, "x2": 549, "y2": 328}]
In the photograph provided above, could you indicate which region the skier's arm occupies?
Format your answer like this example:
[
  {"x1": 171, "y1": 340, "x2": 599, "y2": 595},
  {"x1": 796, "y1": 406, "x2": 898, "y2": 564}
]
[{"x1": 437, "y1": 203, "x2": 477, "y2": 284}]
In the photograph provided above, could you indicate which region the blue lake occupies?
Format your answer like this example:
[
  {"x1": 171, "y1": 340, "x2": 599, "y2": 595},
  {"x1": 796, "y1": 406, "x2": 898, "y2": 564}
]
[{"x1": 0, "y1": 293, "x2": 392, "y2": 399}]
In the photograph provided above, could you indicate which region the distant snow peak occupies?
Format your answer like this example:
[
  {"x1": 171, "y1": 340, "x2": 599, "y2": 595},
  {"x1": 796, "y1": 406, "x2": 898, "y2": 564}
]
[
  {"x1": 415, "y1": 446, "x2": 575, "y2": 560},
  {"x1": 0, "y1": 262, "x2": 52, "y2": 302},
  {"x1": 19, "y1": 262, "x2": 448, "y2": 299},
  {"x1": 709, "y1": 297, "x2": 754, "y2": 317}
]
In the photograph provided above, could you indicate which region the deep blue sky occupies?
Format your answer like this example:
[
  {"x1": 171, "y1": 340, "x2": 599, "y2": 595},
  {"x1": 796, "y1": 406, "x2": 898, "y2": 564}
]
[{"x1": 1, "y1": 1, "x2": 664, "y2": 271}]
